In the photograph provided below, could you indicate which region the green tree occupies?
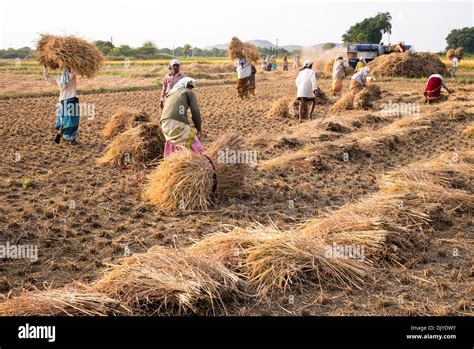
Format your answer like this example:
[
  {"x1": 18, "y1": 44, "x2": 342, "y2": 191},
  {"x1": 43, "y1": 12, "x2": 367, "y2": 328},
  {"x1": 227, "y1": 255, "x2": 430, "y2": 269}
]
[
  {"x1": 342, "y1": 12, "x2": 392, "y2": 44},
  {"x1": 446, "y1": 27, "x2": 474, "y2": 53},
  {"x1": 138, "y1": 41, "x2": 158, "y2": 57},
  {"x1": 94, "y1": 40, "x2": 114, "y2": 55},
  {"x1": 118, "y1": 45, "x2": 133, "y2": 57},
  {"x1": 183, "y1": 44, "x2": 192, "y2": 58}
]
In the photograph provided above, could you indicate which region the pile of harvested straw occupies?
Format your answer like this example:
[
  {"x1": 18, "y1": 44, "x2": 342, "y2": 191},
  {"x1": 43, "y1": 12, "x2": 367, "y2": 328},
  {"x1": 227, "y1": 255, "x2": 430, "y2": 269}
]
[
  {"x1": 144, "y1": 133, "x2": 249, "y2": 211},
  {"x1": 37, "y1": 34, "x2": 104, "y2": 78},
  {"x1": 267, "y1": 98, "x2": 290, "y2": 117},
  {"x1": 353, "y1": 85, "x2": 382, "y2": 109},
  {"x1": 447, "y1": 49, "x2": 456, "y2": 60},
  {"x1": 0, "y1": 287, "x2": 129, "y2": 316},
  {"x1": 455, "y1": 47, "x2": 464, "y2": 60},
  {"x1": 98, "y1": 123, "x2": 165, "y2": 169},
  {"x1": 368, "y1": 52, "x2": 447, "y2": 78},
  {"x1": 228, "y1": 37, "x2": 260, "y2": 63},
  {"x1": 91, "y1": 246, "x2": 245, "y2": 315},
  {"x1": 331, "y1": 92, "x2": 355, "y2": 110},
  {"x1": 102, "y1": 108, "x2": 151, "y2": 139}
]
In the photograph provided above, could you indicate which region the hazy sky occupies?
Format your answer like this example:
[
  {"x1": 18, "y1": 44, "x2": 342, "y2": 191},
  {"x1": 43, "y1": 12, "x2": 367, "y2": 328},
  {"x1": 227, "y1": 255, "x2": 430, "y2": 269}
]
[{"x1": 0, "y1": 0, "x2": 472, "y2": 51}]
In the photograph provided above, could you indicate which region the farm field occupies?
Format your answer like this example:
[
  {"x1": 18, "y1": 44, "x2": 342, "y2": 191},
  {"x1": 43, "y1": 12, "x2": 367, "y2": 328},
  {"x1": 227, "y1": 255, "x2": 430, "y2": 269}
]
[{"x1": 0, "y1": 64, "x2": 472, "y2": 316}]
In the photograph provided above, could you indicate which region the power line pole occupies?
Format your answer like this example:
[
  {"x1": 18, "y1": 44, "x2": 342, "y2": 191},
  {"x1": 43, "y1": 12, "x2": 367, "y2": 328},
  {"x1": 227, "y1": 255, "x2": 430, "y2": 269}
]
[
  {"x1": 110, "y1": 37, "x2": 113, "y2": 45},
  {"x1": 276, "y1": 38, "x2": 278, "y2": 57}
]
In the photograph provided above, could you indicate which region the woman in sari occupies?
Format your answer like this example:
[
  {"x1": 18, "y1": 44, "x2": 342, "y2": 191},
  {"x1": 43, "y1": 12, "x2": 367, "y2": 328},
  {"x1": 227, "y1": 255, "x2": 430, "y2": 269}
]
[
  {"x1": 354, "y1": 57, "x2": 366, "y2": 73},
  {"x1": 350, "y1": 67, "x2": 370, "y2": 93},
  {"x1": 235, "y1": 57, "x2": 252, "y2": 99},
  {"x1": 44, "y1": 67, "x2": 80, "y2": 145},
  {"x1": 331, "y1": 54, "x2": 345, "y2": 96},
  {"x1": 160, "y1": 77, "x2": 204, "y2": 157},
  {"x1": 424, "y1": 74, "x2": 452, "y2": 103}
]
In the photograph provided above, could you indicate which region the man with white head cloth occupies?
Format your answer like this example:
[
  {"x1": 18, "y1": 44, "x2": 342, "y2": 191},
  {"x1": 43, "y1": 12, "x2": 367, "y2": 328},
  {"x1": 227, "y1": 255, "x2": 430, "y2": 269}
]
[
  {"x1": 295, "y1": 60, "x2": 318, "y2": 122},
  {"x1": 160, "y1": 77, "x2": 204, "y2": 157}
]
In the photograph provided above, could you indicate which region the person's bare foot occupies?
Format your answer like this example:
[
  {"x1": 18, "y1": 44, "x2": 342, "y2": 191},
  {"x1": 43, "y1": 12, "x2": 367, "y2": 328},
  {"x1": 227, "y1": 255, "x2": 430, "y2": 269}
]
[{"x1": 71, "y1": 139, "x2": 79, "y2": 145}]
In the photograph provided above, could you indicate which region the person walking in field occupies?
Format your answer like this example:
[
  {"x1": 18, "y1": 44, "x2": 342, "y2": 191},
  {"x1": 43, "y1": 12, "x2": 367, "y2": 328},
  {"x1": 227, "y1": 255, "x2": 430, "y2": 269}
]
[
  {"x1": 160, "y1": 59, "x2": 185, "y2": 109},
  {"x1": 293, "y1": 55, "x2": 300, "y2": 69},
  {"x1": 331, "y1": 54, "x2": 345, "y2": 95},
  {"x1": 350, "y1": 67, "x2": 370, "y2": 93},
  {"x1": 354, "y1": 57, "x2": 367, "y2": 73},
  {"x1": 235, "y1": 56, "x2": 252, "y2": 98},
  {"x1": 424, "y1": 74, "x2": 453, "y2": 103},
  {"x1": 295, "y1": 60, "x2": 317, "y2": 123},
  {"x1": 282, "y1": 56, "x2": 289, "y2": 71},
  {"x1": 44, "y1": 66, "x2": 80, "y2": 145},
  {"x1": 450, "y1": 55, "x2": 459, "y2": 78},
  {"x1": 248, "y1": 64, "x2": 257, "y2": 96},
  {"x1": 160, "y1": 77, "x2": 204, "y2": 157}
]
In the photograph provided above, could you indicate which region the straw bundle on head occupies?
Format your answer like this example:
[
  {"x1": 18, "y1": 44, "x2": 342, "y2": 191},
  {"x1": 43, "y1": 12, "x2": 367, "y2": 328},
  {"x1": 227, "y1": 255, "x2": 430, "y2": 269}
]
[
  {"x1": 0, "y1": 288, "x2": 129, "y2": 316},
  {"x1": 455, "y1": 47, "x2": 464, "y2": 60},
  {"x1": 447, "y1": 49, "x2": 456, "y2": 60},
  {"x1": 98, "y1": 123, "x2": 165, "y2": 169},
  {"x1": 91, "y1": 246, "x2": 245, "y2": 315},
  {"x1": 266, "y1": 97, "x2": 290, "y2": 117},
  {"x1": 144, "y1": 133, "x2": 249, "y2": 211},
  {"x1": 228, "y1": 37, "x2": 259, "y2": 63},
  {"x1": 102, "y1": 108, "x2": 151, "y2": 139},
  {"x1": 37, "y1": 34, "x2": 104, "y2": 78}
]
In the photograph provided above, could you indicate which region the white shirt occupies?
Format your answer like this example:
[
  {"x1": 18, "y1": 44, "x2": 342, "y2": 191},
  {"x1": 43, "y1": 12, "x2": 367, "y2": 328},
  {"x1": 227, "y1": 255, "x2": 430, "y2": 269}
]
[
  {"x1": 295, "y1": 68, "x2": 317, "y2": 98},
  {"x1": 48, "y1": 73, "x2": 77, "y2": 101},
  {"x1": 351, "y1": 69, "x2": 368, "y2": 86},
  {"x1": 235, "y1": 58, "x2": 251, "y2": 79},
  {"x1": 451, "y1": 57, "x2": 459, "y2": 68}
]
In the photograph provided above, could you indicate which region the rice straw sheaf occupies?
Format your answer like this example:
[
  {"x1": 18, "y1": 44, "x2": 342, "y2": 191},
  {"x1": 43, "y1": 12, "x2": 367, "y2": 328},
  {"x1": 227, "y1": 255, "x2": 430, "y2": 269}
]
[
  {"x1": 228, "y1": 37, "x2": 260, "y2": 63},
  {"x1": 0, "y1": 287, "x2": 129, "y2": 316},
  {"x1": 454, "y1": 47, "x2": 464, "y2": 60},
  {"x1": 36, "y1": 34, "x2": 104, "y2": 78},
  {"x1": 331, "y1": 92, "x2": 355, "y2": 111},
  {"x1": 447, "y1": 49, "x2": 455, "y2": 60},
  {"x1": 144, "y1": 133, "x2": 249, "y2": 211},
  {"x1": 97, "y1": 123, "x2": 165, "y2": 169},
  {"x1": 191, "y1": 224, "x2": 370, "y2": 298},
  {"x1": 91, "y1": 246, "x2": 246, "y2": 315},
  {"x1": 266, "y1": 98, "x2": 290, "y2": 117},
  {"x1": 102, "y1": 108, "x2": 151, "y2": 139}
]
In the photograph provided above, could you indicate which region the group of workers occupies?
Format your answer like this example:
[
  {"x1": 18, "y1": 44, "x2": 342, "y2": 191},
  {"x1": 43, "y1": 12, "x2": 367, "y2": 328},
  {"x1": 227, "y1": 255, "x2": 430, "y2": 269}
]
[{"x1": 44, "y1": 50, "x2": 454, "y2": 154}]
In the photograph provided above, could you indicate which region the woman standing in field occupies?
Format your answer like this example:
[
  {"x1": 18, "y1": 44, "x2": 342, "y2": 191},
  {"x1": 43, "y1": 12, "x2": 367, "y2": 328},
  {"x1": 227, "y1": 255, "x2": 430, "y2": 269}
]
[
  {"x1": 295, "y1": 60, "x2": 317, "y2": 123},
  {"x1": 424, "y1": 74, "x2": 453, "y2": 103},
  {"x1": 283, "y1": 56, "x2": 289, "y2": 71},
  {"x1": 331, "y1": 54, "x2": 345, "y2": 96},
  {"x1": 160, "y1": 59, "x2": 185, "y2": 108},
  {"x1": 160, "y1": 77, "x2": 204, "y2": 157},
  {"x1": 235, "y1": 57, "x2": 252, "y2": 98},
  {"x1": 44, "y1": 66, "x2": 80, "y2": 145}
]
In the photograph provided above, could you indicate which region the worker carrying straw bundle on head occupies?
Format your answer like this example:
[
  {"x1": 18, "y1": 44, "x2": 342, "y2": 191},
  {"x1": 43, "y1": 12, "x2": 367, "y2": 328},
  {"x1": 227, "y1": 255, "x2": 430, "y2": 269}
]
[
  {"x1": 235, "y1": 57, "x2": 252, "y2": 99},
  {"x1": 350, "y1": 67, "x2": 370, "y2": 93},
  {"x1": 331, "y1": 54, "x2": 346, "y2": 96},
  {"x1": 424, "y1": 74, "x2": 453, "y2": 104},
  {"x1": 160, "y1": 77, "x2": 204, "y2": 157},
  {"x1": 44, "y1": 67, "x2": 80, "y2": 145},
  {"x1": 160, "y1": 59, "x2": 185, "y2": 109},
  {"x1": 295, "y1": 60, "x2": 317, "y2": 123},
  {"x1": 354, "y1": 57, "x2": 367, "y2": 73}
]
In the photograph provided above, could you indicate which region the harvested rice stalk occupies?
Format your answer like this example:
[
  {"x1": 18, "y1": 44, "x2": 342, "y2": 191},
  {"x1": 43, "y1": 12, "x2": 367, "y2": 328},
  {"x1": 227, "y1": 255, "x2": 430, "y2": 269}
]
[
  {"x1": 368, "y1": 52, "x2": 447, "y2": 78},
  {"x1": 331, "y1": 92, "x2": 355, "y2": 111},
  {"x1": 37, "y1": 34, "x2": 104, "y2": 78},
  {"x1": 98, "y1": 123, "x2": 165, "y2": 169},
  {"x1": 144, "y1": 133, "x2": 249, "y2": 211},
  {"x1": 0, "y1": 287, "x2": 129, "y2": 316},
  {"x1": 447, "y1": 49, "x2": 455, "y2": 60},
  {"x1": 455, "y1": 47, "x2": 464, "y2": 60},
  {"x1": 267, "y1": 98, "x2": 290, "y2": 117},
  {"x1": 102, "y1": 108, "x2": 151, "y2": 139},
  {"x1": 228, "y1": 37, "x2": 259, "y2": 63},
  {"x1": 353, "y1": 85, "x2": 381, "y2": 109},
  {"x1": 91, "y1": 246, "x2": 246, "y2": 315}
]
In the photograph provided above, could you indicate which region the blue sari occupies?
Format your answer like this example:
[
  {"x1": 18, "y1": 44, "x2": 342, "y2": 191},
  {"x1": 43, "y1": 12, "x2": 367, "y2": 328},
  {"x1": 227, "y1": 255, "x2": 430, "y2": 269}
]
[{"x1": 56, "y1": 97, "x2": 80, "y2": 141}]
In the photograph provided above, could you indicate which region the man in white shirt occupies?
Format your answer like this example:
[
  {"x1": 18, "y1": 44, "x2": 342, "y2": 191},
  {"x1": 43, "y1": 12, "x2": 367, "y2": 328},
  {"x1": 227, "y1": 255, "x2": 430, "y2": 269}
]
[
  {"x1": 450, "y1": 56, "x2": 459, "y2": 77},
  {"x1": 295, "y1": 60, "x2": 317, "y2": 122},
  {"x1": 235, "y1": 57, "x2": 252, "y2": 98}
]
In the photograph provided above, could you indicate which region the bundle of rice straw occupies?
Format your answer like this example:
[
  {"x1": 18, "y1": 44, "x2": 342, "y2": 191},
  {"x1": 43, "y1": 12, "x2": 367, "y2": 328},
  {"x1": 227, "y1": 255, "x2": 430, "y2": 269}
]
[
  {"x1": 324, "y1": 59, "x2": 333, "y2": 74},
  {"x1": 37, "y1": 34, "x2": 104, "y2": 78},
  {"x1": 368, "y1": 52, "x2": 447, "y2": 78},
  {"x1": 144, "y1": 133, "x2": 250, "y2": 211},
  {"x1": 446, "y1": 49, "x2": 456, "y2": 60},
  {"x1": 455, "y1": 47, "x2": 464, "y2": 60},
  {"x1": 331, "y1": 92, "x2": 355, "y2": 111},
  {"x1": 266, "y1": 97, "x2": 290, "y2": 117},
  {"x1": 228, "y1": 37, "x2": 260, "y2": 63},
  {"x1": 91, "y1": 246, "x2": 245, "y2": 315},
  {"x1": 102, "y1": 108, "x2": 151, "y2": 139},
  {"x1": 98, "y1": 123, "x2": 165, "y2": 169},
  {"x1": 0, "y1": 287, "x2": 129, "y2": 316},
  {"x1": 353, "y1": 85, "x2": 381, "y2": 109},
  {"x1": 190, "y1": 224, "x2": 370, "y2": 297},
  {"x1": 462, "y1": 125, "x2": 474, "y2": 138}
]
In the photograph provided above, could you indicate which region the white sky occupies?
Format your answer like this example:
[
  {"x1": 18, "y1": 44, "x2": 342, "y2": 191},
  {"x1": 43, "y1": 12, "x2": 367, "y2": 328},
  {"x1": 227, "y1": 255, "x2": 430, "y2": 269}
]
[{"x1": 0, "y1": 0, "x2": 472, "y2": 51}]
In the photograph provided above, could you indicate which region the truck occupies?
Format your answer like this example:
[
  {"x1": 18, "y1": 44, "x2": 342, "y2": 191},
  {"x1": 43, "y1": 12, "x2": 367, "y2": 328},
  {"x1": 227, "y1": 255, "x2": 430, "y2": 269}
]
[{"x1": 347, "y1": 43, "x2": 413, "y2": 69}]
